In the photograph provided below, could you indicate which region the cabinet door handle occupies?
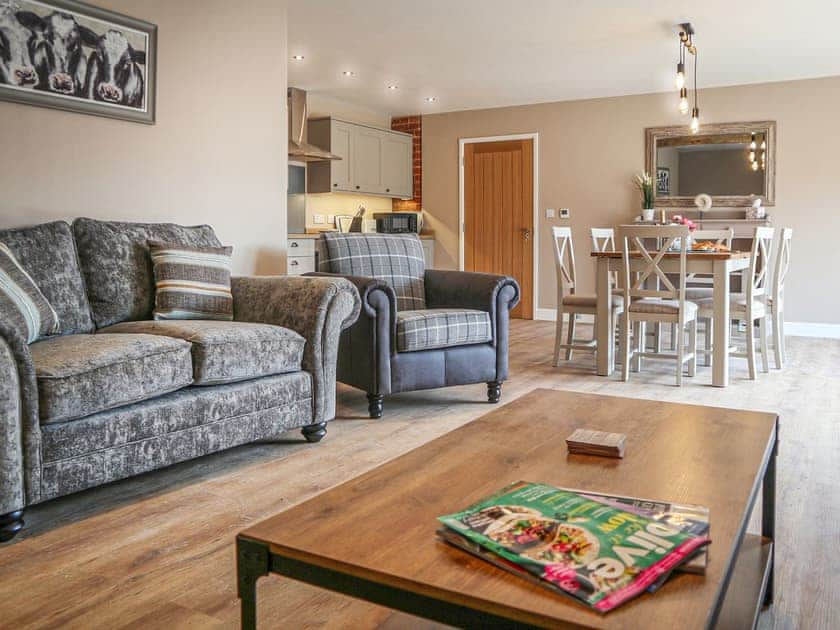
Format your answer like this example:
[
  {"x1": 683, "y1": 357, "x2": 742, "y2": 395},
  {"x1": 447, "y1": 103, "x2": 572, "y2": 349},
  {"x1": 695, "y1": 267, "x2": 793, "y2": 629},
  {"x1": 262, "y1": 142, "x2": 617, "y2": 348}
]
[
  {"x1": 290, "y1": 260, "x2": 299, "y2": 266},
  {"x1": 290, "y1": 242, "x2": 298, "y2": 247}
]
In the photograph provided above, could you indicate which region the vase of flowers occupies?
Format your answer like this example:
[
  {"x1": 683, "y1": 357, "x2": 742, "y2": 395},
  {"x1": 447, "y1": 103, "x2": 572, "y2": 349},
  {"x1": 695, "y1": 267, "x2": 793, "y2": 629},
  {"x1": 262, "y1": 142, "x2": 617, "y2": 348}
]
[
  {"x1": 634, "y1": 172, "x2": 655, "y2": 221},
  {"x1": 670, "y1": 215, "x2": 697, "y2": 250}
]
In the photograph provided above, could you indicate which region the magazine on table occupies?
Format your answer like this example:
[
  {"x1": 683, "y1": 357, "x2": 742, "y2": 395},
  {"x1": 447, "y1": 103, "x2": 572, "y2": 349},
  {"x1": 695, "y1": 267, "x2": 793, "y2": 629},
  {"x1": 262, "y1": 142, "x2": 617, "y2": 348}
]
[{"x1": 437, "y1": 481, "x2": 711, "y2": 613}]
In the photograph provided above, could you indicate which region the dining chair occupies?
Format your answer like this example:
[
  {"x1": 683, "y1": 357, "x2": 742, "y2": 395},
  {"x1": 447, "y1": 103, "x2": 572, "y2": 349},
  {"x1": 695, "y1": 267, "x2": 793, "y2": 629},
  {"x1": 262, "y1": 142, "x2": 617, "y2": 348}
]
[
  {"x1": 590, "y1": 228, "x2": 616, "y2": 253},
  {"x1": 618, "y1": 225, "x2": 698, "y2": 386},
  {"x1": 770, "y1": 228, "x2": 792, "y2": 368},
  {"x1": 551, "y1": 226, "x2": 623, "y2": 366},
  {"x1": 695, "y1": 227, "x2": 775, "y2": 380},
  {"x1": 684, "y1": 228, "x2": 735, "y2": 300}
]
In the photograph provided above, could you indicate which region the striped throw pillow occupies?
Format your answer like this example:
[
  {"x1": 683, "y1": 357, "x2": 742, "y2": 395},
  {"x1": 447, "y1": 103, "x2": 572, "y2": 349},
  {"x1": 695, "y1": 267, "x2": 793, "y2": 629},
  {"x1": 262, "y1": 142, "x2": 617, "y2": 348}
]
[
  {"x1": 149, "y1": 241, "x2": 234, "y2": 321},
  {"x1": 0, "y1": 241, "x2": 60, "y2": 343}
]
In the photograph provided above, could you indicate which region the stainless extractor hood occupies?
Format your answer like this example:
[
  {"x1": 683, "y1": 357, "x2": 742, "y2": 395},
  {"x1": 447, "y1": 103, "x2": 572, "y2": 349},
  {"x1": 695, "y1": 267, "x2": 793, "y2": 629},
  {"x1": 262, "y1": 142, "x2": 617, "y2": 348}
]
[{"x1": 288, "y1": 87, "x2": 342, "y2": 162}]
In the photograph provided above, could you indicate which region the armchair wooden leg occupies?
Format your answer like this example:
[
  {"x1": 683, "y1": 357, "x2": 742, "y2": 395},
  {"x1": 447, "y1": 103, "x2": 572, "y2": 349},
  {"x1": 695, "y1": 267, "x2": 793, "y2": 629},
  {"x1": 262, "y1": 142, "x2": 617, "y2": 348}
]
[
  {"x1": 301, "y1": 422, "x2": 327, "y2": 443},
  {"x1": 0, "y1": 510, "x2": 24, "y2": 543},
  {"x1": 487, "y1": 381, "x2": 502, "y2": 404},
  {"x1": 367, "y1": 394, "x2": 384, "y2": 419}
]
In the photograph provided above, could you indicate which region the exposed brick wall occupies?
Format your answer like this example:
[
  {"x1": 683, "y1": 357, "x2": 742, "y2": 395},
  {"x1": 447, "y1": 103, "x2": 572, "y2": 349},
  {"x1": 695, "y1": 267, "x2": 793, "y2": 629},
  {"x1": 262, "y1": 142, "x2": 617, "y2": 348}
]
[{"x1": 391, "y1": 115, "x2": 422, "y2": 211}]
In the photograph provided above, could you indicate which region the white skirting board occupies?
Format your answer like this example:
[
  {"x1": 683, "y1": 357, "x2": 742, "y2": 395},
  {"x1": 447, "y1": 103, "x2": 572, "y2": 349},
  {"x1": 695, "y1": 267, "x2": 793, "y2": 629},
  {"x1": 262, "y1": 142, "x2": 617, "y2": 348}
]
[{"x1": 534, "y1": 308, "x2": 840, "y2": 339}]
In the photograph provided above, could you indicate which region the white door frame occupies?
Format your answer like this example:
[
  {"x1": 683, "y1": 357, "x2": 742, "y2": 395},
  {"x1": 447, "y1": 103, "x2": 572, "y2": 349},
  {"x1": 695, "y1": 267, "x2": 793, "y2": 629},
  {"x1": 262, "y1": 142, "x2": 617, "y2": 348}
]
[{"x1": 458, "y1": 133, "x2": 539, "y2": 318}]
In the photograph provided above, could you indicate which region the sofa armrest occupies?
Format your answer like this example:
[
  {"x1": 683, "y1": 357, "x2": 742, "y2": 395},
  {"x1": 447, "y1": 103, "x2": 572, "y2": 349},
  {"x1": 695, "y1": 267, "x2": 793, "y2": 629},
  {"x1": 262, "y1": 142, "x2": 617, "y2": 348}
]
[
  {"x1": 0, "y1": 322, "x2": 42, "y2": 516},
  {"x1": 231, "y1": 275, "x2": 361, "y2": 423}
]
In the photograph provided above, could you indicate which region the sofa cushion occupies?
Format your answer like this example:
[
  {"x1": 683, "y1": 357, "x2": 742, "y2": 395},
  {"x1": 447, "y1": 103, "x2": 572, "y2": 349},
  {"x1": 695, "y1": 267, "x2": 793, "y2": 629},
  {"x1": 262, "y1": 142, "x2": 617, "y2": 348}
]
[
  {"x1": 100, "y1": 320, "x2": 305, "y2": 385},
  {"x1": 0, "y1": 221, "x2": 94, "y2": 335},
  {"x1": 395, "y1": 308, "x2": 492, "y2": 352},
  {"x1": 149, "y1": 241, "x2": 234, "y2": 321},
  {"x1": 323, "y1": 233, "x2": 426, "y2": 311},
  {"x1": 30, "y1": 333, "x2": 193, "y2": 424},
  {"x1": 72, "y1": 218, "x2": 222, "y2": 328},
  {"x1": 0, "y1": 241, "x2": 60, "y2": 343}
]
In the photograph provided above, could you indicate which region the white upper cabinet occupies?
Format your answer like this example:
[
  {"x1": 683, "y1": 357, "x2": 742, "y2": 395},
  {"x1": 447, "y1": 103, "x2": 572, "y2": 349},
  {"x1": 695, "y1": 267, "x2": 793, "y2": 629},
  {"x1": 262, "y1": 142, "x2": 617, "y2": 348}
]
[
  {"x1": 381, "y1": 133, "x2": 413, "y2": 198},
  {"x1": 308, "y1": 118, "x2": 413, "y2": 199}
]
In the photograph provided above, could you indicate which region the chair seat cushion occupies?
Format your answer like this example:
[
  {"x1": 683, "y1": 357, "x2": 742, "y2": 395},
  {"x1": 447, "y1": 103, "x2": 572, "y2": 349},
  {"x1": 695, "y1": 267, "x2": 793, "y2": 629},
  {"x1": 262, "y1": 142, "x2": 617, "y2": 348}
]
[
  {"x1": 562, "y1": 294, "x2": 624, "y2": 308},
  {"x1": 629, "y1": 298, "x2": 698, "y2": 321},
  {"x1": 100, "y1": 320, "x2": 305, "y2": 385},
  {"x1": 30, "y1": 334, "x2": 193, "y2": 424},
  {"x1": 396, "y1": 309, "x2": 492, "y2": 353},
  {"x1": 696, "y1": 294, "x2": 766, "y2": 317}
]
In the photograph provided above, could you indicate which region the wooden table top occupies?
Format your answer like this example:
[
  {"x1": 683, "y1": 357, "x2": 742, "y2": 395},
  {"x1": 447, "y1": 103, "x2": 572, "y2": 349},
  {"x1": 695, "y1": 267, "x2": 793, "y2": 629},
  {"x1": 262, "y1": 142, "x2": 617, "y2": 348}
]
[
  {"x1": 241, "y1": 389, "x2": 777, "y2": 629},
  {"x1": 591, "y1": 250, "x2": 751, "y2": 260}
]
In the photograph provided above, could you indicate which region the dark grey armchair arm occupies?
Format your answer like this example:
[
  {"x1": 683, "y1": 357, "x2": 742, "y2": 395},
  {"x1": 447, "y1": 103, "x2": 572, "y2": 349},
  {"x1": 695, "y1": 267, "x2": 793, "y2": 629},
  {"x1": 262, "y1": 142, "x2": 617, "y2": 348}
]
[
  {"x1": 424, "y1": 270, "x2": 520, "y2": 338},
  {"x1": 0, "y1": 322, "x2": 42, "y2": 518},
  {"x1": 306, "y1": 272, "x2": 398, "y2": 394},
  {"x1": 231, "y1": 275, "x2": 361, "y2": 423}
]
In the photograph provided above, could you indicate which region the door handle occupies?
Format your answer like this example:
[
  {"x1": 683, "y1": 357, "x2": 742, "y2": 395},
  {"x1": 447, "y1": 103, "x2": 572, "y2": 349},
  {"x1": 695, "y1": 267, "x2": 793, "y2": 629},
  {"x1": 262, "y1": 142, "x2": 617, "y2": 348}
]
[{"x1": 522, "y1": 228, "x2": 531, "y2": 241}]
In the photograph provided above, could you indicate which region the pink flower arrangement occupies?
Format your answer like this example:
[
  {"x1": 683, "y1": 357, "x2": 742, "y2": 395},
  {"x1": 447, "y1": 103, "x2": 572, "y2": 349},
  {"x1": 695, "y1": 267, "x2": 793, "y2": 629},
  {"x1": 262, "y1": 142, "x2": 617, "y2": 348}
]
[{"x1": 671, "y1": 215, "x2": 697, "y2": 232}]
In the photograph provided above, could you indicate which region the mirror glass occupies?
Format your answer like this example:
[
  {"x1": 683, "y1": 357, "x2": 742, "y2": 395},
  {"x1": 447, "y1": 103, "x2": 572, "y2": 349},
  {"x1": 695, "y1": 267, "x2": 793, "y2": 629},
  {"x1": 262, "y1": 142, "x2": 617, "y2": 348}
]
[{"x1": 655, "y1": 132, "x2": 766, "y2": 198}]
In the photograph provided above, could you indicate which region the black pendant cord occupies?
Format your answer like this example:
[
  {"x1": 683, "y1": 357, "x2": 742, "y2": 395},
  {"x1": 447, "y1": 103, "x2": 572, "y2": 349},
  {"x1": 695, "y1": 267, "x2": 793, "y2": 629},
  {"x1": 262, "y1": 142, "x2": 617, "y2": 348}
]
[{"x1": 693, "y1": 48, "x2": 699, "y2": 111}]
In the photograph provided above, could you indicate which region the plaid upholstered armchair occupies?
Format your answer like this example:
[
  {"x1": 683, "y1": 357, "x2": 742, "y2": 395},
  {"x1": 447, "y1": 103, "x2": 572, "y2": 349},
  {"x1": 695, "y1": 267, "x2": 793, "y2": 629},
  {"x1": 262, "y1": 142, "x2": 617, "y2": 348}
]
[{"x1": 308, "y1": 233, "x2": 520, "y2": 418}]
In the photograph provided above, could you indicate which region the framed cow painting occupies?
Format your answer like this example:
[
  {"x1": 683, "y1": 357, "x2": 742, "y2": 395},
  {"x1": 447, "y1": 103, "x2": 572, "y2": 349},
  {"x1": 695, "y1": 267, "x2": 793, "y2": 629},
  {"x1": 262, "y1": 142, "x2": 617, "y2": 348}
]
[{"x1": 0, "y1": 0, "x2": 156, "y2": 123}]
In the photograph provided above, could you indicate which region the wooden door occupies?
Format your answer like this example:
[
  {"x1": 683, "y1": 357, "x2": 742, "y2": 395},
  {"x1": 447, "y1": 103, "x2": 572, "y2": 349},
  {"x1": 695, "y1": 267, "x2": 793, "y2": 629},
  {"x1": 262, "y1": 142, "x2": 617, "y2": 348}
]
[
  {"x1": 352, "y1": 126, "x2": 384, "y2": 194},
  {"x1": 464, "y1": 139, "x2": 534, "y2": 318}
]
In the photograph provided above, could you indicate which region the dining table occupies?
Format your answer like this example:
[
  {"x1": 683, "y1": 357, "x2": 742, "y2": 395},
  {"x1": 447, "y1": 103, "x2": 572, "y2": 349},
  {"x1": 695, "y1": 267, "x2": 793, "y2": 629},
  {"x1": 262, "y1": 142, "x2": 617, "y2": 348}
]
[{"x1": 592, "y1": 250, "x2": 752, "y2": 387}]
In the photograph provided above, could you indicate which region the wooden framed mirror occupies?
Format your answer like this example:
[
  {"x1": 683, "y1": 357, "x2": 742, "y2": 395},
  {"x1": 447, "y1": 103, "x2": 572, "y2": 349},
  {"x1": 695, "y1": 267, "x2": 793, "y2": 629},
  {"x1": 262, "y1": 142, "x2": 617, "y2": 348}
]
[{"x1": 645, "y1": 121, "x2": 776, "y2": 207}]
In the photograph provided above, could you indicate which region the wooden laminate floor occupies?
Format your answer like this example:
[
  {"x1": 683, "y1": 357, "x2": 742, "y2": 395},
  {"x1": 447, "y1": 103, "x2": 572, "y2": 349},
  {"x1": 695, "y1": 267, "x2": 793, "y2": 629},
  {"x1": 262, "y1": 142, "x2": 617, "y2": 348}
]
[{"x1": 0, "y1": 320, "x2": 838, "y2": 629}]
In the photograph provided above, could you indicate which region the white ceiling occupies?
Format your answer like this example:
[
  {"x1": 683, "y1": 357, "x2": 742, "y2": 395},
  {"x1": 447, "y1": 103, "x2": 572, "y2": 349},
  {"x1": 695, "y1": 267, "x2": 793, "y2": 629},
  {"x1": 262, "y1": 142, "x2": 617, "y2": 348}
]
[{"x1": 288, "y1": 0, "x2": 840, "y2": 117}]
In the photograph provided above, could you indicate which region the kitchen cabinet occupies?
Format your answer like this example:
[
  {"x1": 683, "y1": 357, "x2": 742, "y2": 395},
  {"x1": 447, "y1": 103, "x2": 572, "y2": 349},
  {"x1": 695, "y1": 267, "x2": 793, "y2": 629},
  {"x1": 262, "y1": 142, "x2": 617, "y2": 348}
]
[{"x1": 308, "y1": 118, "x2": 413, "y2": 199}]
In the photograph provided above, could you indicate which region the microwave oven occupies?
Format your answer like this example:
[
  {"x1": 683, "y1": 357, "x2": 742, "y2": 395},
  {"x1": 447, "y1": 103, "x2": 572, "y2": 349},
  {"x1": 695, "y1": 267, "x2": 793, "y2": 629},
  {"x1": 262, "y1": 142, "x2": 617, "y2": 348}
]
[{"x1": 374, "y1": 212, "x2": 419, "y2": 234}]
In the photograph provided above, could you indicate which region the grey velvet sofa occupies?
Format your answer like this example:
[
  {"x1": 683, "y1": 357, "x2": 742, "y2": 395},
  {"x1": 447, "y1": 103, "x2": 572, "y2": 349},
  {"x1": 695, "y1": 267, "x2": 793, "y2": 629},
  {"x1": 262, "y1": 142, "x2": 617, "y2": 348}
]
[
  {"x1": 0, "y1": 219, "x2": 360, "y2": 542},
  {"x1": 309, "y1": 233, "x2": 520, "y2": 418}
]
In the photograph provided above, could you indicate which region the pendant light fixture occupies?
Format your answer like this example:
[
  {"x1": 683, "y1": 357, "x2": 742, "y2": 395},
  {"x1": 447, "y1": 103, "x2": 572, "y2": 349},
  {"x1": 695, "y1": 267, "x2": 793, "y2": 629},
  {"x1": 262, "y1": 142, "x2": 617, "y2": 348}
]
[{"x1": 676, "y1": 23, "x2": 700, "y2": 132}]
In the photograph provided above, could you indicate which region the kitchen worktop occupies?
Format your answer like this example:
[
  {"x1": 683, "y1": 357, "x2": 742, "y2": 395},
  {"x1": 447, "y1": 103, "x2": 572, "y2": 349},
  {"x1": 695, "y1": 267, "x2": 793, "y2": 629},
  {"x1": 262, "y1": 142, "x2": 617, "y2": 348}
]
[{"x1": 288, "y1": 232, "x2": 435, "y2": 240}]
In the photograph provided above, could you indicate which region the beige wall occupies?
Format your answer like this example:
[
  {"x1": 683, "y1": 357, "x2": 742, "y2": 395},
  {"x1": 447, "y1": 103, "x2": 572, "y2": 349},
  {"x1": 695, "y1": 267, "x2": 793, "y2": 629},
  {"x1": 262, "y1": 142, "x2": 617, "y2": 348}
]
[
  {"x1": 0, "y1": 0, "x2": 288, "y2": 275},
  {"x1": 423, "y1": 76, "x2": 840, "y2": 324}
]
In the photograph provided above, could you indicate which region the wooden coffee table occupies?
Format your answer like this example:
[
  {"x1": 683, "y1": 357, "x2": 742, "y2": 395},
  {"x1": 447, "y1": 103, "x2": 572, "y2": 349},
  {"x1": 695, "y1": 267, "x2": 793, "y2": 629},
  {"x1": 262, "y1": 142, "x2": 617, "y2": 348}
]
[{"x1": 237, "y1": 389, "x2": 777, "y2": 629}]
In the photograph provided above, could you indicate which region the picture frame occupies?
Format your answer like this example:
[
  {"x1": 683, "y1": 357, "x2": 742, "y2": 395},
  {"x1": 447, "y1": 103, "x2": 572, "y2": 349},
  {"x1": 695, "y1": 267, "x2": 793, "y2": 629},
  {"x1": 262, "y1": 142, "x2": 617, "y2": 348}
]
[
  {"x1": 656, "y1": 166, "x2": 670, "y2": 196},
  {"x1": 0, "y1": 0, "x2": 157, "y2": 124}
]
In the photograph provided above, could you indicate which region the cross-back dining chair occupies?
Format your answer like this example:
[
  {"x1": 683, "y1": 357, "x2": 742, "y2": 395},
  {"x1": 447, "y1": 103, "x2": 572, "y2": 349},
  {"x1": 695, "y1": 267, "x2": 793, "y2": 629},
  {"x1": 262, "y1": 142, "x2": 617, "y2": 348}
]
[
  {"x1": 590, "y1": 228, "x2": 616, "y2": 253},
  {"x1": 618, "y1": 224, "x2": 698, "y2": 386},
  {"x1": 770, "y1": 228, "x2": 792, "y2": 368},
  {"x1": 551, "y1": 226, "x2": 622, "y2": 366},
  {"x1": 696, "y1": 227, "x2": 775, "y2": 380}
]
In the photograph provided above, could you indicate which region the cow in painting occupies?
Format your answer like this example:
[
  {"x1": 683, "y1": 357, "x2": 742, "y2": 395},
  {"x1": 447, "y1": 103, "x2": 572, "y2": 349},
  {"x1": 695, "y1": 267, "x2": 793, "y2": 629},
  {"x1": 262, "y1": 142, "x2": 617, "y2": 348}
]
[
  {"x1": 84, "y1": 29, "x2": 145, "y2": 107},
  {"x1": 0, "y1": 1, "x2": 37, "y2": 87},
  {"x1": 15, "y1": 9, "x2": 98, "y2": 95}
]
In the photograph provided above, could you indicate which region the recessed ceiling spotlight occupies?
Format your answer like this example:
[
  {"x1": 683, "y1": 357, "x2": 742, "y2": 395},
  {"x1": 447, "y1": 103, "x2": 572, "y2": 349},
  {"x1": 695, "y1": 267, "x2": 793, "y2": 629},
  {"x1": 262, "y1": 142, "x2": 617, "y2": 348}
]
[
  {"x1": 342, "y1": 70, "x2": 356, "y2": 77},
  {"x1": 425, "y1": 96, "x2": 437, "y2": 102},
  {"x1": 291, "y1": 55, "x2": 304, "y2": 61},
  {"x1": 387, "y1": 84, "x2": 398, "y2": 90}
]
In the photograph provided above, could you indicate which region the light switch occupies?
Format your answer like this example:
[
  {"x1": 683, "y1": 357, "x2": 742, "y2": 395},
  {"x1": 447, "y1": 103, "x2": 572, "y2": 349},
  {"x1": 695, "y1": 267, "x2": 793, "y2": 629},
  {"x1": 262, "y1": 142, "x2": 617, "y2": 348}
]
[
  {"x1": 559, "y1": 208, "x2": 571, "y2": 219},
  {"x1": 313, "y1": 214, "x2": 325, "y2": 224},
  {"x1": 546, "y1": 208, "x2": 556, "y2": 218}
]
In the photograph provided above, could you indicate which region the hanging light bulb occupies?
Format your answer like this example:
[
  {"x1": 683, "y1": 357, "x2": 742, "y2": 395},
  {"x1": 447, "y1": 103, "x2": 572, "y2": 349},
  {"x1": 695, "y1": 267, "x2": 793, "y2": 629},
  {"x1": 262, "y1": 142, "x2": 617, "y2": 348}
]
[
  {"x1": 678, "y1": 87, "x2": 689, "y2": 114},
  {"x1": 750, "y1": 133, "x2": 757, "y2": 150},
  {"x1": 760, "y1": 139, "x2": 766, "y2": 150},
  {"x1": 676, "y1": 62, "x2": 686, "y2": 89},
  {"x1": 690, "y1": 107, "x2": 700, "y2": 133},
  {"x1": 751, "y1": 160, "x2": 759, "y2": 172},
  {"x1": 749, "y1": 150, "x2": 756, "y2": 162}
]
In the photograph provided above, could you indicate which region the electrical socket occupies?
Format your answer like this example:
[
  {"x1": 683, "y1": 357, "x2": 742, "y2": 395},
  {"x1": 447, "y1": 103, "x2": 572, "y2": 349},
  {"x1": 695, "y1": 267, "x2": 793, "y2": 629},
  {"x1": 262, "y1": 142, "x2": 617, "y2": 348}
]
[
  {"x1": 327, "y1": 214, "x2": 335, "y2": 225},
  {"x1": 559, "y1": 208, "x2": 571, "y2": 219},
  {"x1": 312, "y1": 214, "x2": 325, "y2": 225},
  {"x1": 545, "y1": 208, "x2": 556, "y2": 218}
]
